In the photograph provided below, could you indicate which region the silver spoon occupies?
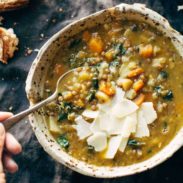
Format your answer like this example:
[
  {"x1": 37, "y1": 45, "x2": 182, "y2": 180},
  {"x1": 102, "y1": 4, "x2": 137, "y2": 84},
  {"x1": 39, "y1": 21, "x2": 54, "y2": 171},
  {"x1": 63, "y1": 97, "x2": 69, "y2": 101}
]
[{"x1": 2, "y1": 69, "x2": 75, "y2": 131}]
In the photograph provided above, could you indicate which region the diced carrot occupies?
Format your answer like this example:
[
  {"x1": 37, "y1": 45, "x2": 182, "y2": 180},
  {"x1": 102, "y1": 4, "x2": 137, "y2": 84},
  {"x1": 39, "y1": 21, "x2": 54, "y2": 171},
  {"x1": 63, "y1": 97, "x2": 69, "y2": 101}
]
[
  {"x1": 133, "y1": 93, "x2": 145, "y2": 106},
  {"x1": 82, "y1": 31, "x2": 91, "y2": 42},
  {"x1": 88, "y1": 35, "x2": 104, "y2": 53},
  {"x1": 99, "y1": 82, "x2": 116, "y2": 96},
  {"x1": 133, "y1": 80, "x2": 144, "y2": 92},
  {"x1": 127, "y1": 68, "x2": 144, "y2": 78},
  {"x1": 139, "y1": 44, "x2": 153, "y2": 58}
]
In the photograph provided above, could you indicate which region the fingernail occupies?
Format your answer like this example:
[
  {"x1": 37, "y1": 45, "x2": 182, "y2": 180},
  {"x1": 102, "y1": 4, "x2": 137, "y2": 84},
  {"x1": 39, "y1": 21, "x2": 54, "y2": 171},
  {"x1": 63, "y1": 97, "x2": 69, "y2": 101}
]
[
  {"x1": 0, "y1": 112, "x2": 13, "y2": 116},
  {"x1": 0, "y1": 124, "x2": 5, "y2": 136}
]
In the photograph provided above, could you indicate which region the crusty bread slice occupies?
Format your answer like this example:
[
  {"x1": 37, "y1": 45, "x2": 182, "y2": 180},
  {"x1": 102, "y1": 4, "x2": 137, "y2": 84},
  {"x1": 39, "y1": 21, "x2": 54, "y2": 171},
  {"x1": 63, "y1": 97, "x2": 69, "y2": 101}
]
[
  {"x1": 0, "y1": 0, "x2": 28, "y2": 11},
  {"x1": 0, "y1": 27, "x2": 19, "y2": 64}
]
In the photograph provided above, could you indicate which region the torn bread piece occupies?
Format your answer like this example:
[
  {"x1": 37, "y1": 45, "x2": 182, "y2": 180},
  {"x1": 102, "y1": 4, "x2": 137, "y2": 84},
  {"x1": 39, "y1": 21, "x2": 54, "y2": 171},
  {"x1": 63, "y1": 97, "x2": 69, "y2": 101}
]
[
  {"x1": 0, "y1": 0, "x2": 28, "y2": 12},
  {"x1": 0, "y1": 27, "x2": 19, "y2": 64}
]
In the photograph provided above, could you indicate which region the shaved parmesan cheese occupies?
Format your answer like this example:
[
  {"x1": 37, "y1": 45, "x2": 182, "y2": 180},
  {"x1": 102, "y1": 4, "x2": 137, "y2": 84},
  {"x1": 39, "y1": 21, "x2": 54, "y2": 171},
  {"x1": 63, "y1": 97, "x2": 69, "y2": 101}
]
[
  {"x1": 111, "y1": 99, "x2": 138, "y2": 118},
  {"x1": 98, "y1": 101, "x2": 112, "y2": 113},
  {"x1": 90, "y1": 117, "x2": 101, "y2": 133},
  {"x1": 112, "y1": 87, "x2": 125, "y2": 103},
  {"x1": 99, "y1": 113, "x2": 111, "y2": 133},
  {"x1": 108, "y1": 115, "x2": 125, "y2": 135},
  {"x1": 105, "y1": 135, "x2": 122, "y2": 159},
  {"x1": 74, "y1": 116, "x2": 92, "y2": 140},
  {"x1": 135, "y1": 110, "x2": 150, "y2": 137},
  {"x1": 121, "y1": 116, "x2": 137, "y2": 138},
  {"x1": 87, "y1": 132, "x2": 107, "y2": 152},
  {"x1": 119, "y1": 137, "x2": 128, "y2": 152},
  {"x1": 139, "y1": 102, "x2": 157, "y2": 124},
  {"x1": 128, "y1": 112, "x2": 137, "y2": 133},
  {"x1": 82, "y1": 109, "x2": 99, "y2": 119}
]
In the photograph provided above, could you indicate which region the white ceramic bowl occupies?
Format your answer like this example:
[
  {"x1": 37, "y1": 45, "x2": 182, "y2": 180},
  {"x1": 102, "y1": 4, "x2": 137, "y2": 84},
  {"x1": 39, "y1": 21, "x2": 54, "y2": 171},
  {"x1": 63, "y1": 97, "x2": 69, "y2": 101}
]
[{"x1": 25, "y1": 3, "x2": 183, "y2": 178}]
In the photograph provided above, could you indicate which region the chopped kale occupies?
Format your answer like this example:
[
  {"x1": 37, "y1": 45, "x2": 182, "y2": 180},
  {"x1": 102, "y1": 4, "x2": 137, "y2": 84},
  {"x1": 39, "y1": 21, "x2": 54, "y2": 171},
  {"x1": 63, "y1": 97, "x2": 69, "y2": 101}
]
[
  {"x1": 128, "y1": 139, "x2": 145, "y2": 148},
  {"x1": 147, "y1": 148, "x2": 152, "y2": 154},
  {"x1": 92, "y1": 78, "x2": 99, "y2": 89},
  {"x1": 113, "y1": 43, "x2": 126, "y2": 56},
  {"x1": 58, "y1": 112, "x2": 67, "y2": 121},
  {"x1": 69, "y1": 39, "x2": 82, "y2": 49},
  {"x1": 163, "y1": 90, "x2": 173, "y2": 101},
  {"x1": 109, "y1": 60, "x2": 120, "y2": 67},
  {"x1": 154, "y1": 86, "x2": 162, "y2": 95},
  {"x1": 88, "y1": 145, "x2": 95, "y2": 153},
  {"x1": 162, "y1": 121, "x2": 169, "y2": 133},
  {"x1": 57, "y1": 135, "x2": 69, "y2": 149},
  {"x1": 86, "y1": 90, "x2": 96, "y2": 102},
  {"x1": 159, "y1": 71, "x2": 168, "y2": 79},
  {"x1": 58, "y1": 102, "x2": 73, "y2": 121},
  {"x1": 68, "y1": 54, "x2": 85, "y2": 68}
]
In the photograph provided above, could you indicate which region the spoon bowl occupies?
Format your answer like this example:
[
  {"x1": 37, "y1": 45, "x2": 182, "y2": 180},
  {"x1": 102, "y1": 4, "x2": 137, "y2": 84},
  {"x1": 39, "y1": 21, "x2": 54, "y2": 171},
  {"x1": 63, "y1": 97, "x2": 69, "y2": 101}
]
[{"x1": 1, "y1": 69, "x2": 76, "y2": 130}]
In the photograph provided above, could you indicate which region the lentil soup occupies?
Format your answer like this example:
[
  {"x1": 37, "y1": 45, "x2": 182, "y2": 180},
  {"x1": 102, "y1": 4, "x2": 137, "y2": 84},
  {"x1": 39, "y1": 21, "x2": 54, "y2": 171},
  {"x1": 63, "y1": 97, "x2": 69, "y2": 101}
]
[{"x1": 43, "y1": 20, "x2": 183, "y2": 166}]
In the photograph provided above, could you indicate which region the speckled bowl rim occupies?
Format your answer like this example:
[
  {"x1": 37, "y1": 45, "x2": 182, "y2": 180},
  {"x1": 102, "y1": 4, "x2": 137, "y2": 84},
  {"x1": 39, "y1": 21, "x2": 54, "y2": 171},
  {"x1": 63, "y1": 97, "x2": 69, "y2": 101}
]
[{"x1": 25, "y1": 3, "x2": 183, "y2": 178}]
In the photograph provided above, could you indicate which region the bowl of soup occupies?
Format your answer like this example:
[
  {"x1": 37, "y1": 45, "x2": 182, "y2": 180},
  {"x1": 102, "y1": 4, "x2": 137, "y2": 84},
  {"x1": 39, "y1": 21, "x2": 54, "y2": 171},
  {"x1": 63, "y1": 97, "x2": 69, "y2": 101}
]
[{"x1": 25, "y1": 3, "x2": 183, "y2": 178}]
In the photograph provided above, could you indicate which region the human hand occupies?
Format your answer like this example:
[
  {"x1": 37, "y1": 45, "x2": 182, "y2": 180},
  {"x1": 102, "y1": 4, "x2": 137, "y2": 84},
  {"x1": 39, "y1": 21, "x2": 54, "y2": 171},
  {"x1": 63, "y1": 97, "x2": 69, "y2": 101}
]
[{"x1": 0, "y1": 112, "x2": 22, "y2": 183}]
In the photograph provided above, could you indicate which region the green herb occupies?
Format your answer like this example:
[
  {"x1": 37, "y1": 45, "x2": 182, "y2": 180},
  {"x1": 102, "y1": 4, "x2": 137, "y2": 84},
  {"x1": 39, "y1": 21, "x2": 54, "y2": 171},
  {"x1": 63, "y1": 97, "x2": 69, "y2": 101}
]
[
  {"x1": 109, "y1": 60, "x2": 120, "y2": 67},
  {"x1": 147, "y1": 148, "x2": 152, "y2": 154},
  {"x1": 69, "y1": 54, "x2": 77, "y2": 68},
  {"x1": 86, "y1": 90, "x2": 96, "y2": 102},
  {"x1": 69, "y1": 39, "x2": 81, "y2": 49},
  {"x1": 163, "y1": 121, "x2": 168, "y2": 129},
  {"x1": 88, "y1": 145, "x2": 95, "y2": 153},
  {"x1": 154, "y1": 86, "x2": 161, "y2": 92},
  {"x1": 58, "y1": 102, "x2": 73, "y2": 121},
  {"x1": 113, "y1": 43, "x2": 126, "y2": 56},
  {"x1": 128, "y1": 139, "x2": 145, "y2": 147},
  {"x1": 159, "y1": 71, "x2": 168, "y2": 79},
  {"x1": 69, "y1": 54, "x2": 85, "y2": 68},
  {"x1": 57, "y1": 135, "x2": 69, "y2": 149},
  {"x1": 154, "y1": 86, "x2": 162, "y2": 95},
  {"x1": 92, "y1": 78, "x2": 99, "y2": 89},
  {"x1": 163, "y1": 90, "x2": 173, "y2": 101},
  {"x1": 162, "y1": 121, "x2": 169, "y2": 133},
  {"x1": 58, "y1": 112, "x2": 67, "y2": 121}
]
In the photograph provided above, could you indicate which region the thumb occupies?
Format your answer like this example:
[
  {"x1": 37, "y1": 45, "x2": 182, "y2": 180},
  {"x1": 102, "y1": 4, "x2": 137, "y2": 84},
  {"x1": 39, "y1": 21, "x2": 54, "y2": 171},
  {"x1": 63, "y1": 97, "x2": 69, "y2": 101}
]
[{"x1": 0, "y1": 123, "x2": 5, "y2": 173}]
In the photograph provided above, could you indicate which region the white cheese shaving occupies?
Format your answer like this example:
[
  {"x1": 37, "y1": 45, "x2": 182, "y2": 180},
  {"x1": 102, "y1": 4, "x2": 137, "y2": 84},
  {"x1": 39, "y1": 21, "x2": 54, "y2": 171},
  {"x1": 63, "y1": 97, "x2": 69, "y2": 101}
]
[
  {"x1": 121, "y1": 116, "x2": 137, "y2": 138},
  {"x1": 108, "y1": 115, "x2": 125, "y2": 135},
  {"x1": 105, "y1": 135, "x2": 122, "y2": 159},
  {"x1": 128, "y1": 112, "x2": 138, "y2": 133},
  {"x1": 87, "y1": 132, "x2": 107, "y2": 152},
  {"x1": 139, "y1": 102, "x2": 157, "y2": 124},
  {"x1": 74, "y1": 116, "x2": 92, "y2": 140},
  {"x1": 82, "y1": 109, "x2": 99, "y2": 119},
  {"x1": 73, "y1": 85, "x2": 158, "y2": 158},
  {"x1": 119, "y1": 137, "x2": 129, "y2": 152},
  {"x1": 90, "y1": 117, "x2": 101, "y2": 133},
  {"x1": 111, "y1": 99, "x2": 138, "y2": 118},
  {"x1": 99, "y1": 112, "x2": 111, "y2": 133},
  {"x1": 135, "y1": 110, "x2": 150, "y2": 138}
]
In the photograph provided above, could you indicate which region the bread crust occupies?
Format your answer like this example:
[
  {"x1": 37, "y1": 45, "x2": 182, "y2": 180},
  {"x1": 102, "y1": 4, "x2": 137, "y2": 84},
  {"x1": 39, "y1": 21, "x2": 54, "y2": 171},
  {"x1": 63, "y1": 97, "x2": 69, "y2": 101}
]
[
  {"x1": 0, "y1": 28, "x2": 19, "y2": 64},
  {"x1": 0, "y1": 0, "x2": 28, "y2": 11}
]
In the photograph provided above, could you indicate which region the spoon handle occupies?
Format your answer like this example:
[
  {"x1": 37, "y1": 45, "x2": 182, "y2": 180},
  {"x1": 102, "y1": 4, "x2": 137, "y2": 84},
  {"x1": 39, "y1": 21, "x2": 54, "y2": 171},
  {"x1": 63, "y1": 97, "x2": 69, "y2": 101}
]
[{"x1": 2, "y1": 94, "x2": 57, "y2": 131}]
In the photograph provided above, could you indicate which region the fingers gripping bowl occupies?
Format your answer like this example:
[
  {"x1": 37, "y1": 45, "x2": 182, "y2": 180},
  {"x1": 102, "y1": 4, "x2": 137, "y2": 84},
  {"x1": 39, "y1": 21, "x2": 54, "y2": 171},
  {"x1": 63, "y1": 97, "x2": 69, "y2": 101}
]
[{"x1": 26, "y1": 3, "x2": 183, "y2": 178}]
